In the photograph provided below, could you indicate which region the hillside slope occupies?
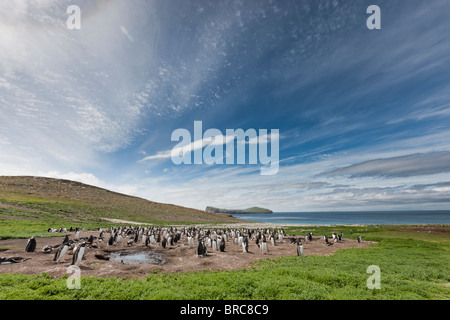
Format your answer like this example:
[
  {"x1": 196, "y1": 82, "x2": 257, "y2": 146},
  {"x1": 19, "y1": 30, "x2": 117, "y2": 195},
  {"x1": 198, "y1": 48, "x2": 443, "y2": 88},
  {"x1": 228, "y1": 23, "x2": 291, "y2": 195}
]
[{"x1": 0, "y1": 176, "x2": 239, "y2": 225}]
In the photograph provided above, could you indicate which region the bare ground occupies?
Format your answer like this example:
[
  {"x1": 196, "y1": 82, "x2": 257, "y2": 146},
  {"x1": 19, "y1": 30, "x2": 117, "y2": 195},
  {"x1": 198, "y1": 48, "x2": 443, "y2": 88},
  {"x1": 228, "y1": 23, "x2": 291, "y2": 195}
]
[{"x1": 0, "y1": 227, "x2": 374, "y2": 279}]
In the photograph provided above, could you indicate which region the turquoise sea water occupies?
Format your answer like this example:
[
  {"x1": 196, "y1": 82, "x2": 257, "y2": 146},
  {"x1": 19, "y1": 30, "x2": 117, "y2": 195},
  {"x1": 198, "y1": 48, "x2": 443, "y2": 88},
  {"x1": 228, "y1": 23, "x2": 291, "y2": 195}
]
[{"x1": 232, "y1": 211, "x2": 450, "y2": 225}]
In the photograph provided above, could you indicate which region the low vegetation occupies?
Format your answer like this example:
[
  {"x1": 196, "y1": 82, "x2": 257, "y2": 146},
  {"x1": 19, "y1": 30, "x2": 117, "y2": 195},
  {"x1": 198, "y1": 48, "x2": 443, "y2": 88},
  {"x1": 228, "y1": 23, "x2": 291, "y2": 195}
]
[{"x1": 0, "y1": 176, "x2": 448, "y2": 300}]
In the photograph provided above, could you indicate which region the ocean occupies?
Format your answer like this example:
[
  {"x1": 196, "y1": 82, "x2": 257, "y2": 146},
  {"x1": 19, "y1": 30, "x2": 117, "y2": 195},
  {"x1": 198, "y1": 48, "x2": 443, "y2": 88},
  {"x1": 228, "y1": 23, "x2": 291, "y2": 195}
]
[{"x1": 231, "y1": 211, "x2": 450, "y2": 225}]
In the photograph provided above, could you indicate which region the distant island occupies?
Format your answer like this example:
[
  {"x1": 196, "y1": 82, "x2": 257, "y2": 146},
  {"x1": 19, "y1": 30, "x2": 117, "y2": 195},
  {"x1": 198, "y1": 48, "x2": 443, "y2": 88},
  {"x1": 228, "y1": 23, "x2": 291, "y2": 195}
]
[{"x1": 206, "y1": 206, "x2": 273, "y2": 214}]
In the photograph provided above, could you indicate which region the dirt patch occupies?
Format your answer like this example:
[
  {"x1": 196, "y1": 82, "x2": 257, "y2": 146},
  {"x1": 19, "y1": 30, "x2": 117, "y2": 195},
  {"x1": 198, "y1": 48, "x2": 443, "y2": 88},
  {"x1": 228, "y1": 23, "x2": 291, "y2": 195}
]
[{"x1": 0, "y1": 228, "x2": 374, "y2": 279}]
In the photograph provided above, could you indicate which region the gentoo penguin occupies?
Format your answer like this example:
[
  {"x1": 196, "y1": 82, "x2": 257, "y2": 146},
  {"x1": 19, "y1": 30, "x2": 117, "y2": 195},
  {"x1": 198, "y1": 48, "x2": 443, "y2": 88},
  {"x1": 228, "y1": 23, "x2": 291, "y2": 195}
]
[
  {"x1": 145, "y1": 235, "x2": 150, "y2": 247},
  {"x1": 197, "y1": 239, "x2": 206, "y2": 257},
  {"x1": 0, "y1": 257, "x2": 30, "y2": 264},
  {"x1": 297, "y1": 240, "x2": 303, "y2": 257},
  {"x1": 242, "y1": 237, "x2": 249, "y2": 253},
  {"x1": 142, "y1": 234, "x2": 147, "y2": 245},
  {"x1": 270, "y1": 235, "x2": 276, "y2": 246},
  {"x1": 260, "y1": 236, "x2": 269, "y2": 254},
  {"x1": 87, "y1": 235, "x2": 94, "y2": 245},
  {"x1": 42, "y1": 245, "x2": 53, "y2": 253},
  {"x1": 108, "y1": 235, "x2": 114, "y2": 246},
  {"x1": 161, "y1": 237, "x2": 167, "y2": 249},
  {"x1": 71, "y1": 242, "x2": 86, "y2": 266},
  {"x1": 25, "y1": 237, "x2": 36, "y2": 252},
  {"x1": 357, "y1": 235, "x2": 362, "y2": 243},
  {"x1": 74, "y1": 228, "x2": 80, "y2": 241},
  {"x1": 219, "y1": 238, "x2": 225, "y2": 252},
  {"x1": 63, "y1": 234, "x2": 70, "y2": 244},
  {"x1": 54, "y1": 244, "x2": 69, "y2": 263}
]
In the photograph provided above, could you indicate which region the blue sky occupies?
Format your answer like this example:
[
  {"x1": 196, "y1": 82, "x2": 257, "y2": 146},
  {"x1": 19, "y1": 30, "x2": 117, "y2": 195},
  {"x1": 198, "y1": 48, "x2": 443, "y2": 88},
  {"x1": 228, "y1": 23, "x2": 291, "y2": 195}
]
[{"x1": 1, "y1": 0, "x2": 450, "y2": 212}]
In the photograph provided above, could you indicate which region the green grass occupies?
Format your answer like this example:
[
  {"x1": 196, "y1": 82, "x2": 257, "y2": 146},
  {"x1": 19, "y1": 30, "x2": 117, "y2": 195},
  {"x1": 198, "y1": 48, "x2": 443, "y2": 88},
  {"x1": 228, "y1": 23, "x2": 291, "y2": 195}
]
[{"x1": 1, "y1": 223, "x2": 449, "y2": 300}]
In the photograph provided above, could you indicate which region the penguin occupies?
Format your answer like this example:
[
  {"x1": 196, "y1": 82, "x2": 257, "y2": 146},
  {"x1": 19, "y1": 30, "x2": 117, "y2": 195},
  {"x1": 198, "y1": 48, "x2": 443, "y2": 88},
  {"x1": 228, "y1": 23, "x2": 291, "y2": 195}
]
[
  {"x1": 357, "y1": 235, "x2": 362, "y2": 243},
  {"x1": 212, "y1": 239, "x2": 218, "y2": 251},
  {"x1": 127, "y1": 240, "x2": 134, "y2": 246},
  {"x1": 63, "y1": 234, "x2": 70, "y2": 244},
  {"x1": 74, "y1": 229, "x2": 80, "y2": 241},
  {"x1": 71, "y1": 242, "x2": 86, "y2": 266},
  {"x1": 25, "y1": 237, "x2": 36, "y2": 252},
  {"x1": 197, "y1": 239, "x2": 205, "y2": 257},
  {"x1": 108, "y1": 235, "x2": 114, "y2": 246},
  {"x1": 308, "y1": 232, "x2": 313, "y2": 242},
  {"x1": 242, "y1": 236, "x2": 249, "y2": 253},
  {"x1": 145, "y1": 235, "x2": 150, "y2": 247},
  {"x1": 260, "y1": 237, "x2": 269, "y2": 254},
  {"x1": 161, "y1": 237, "x2": 167, "y2": 249},
  {"x1": 219, "y1": 238, "x2": 225, "y2": 252},
  {"x1": 42, "y1": 245, "x2": 53, "y2": 253},
  {"x1": 141, "y1": 234, "x2": 147, "y2": 245},
  {"x1": 54, "y1": 244, "x2": 69, "y2": 263},
  {"x1": 297, "y1": 240, "x2": 303, "y2": 257},
  {"x1": 270, "y1": 235, "x2": 276, "y2": 246},
  {"x1": 87, "y1": 235, "x2": 94, "y2": 245},
  {"x1": 324, "y1": 235, "x2": 329, "y2": 244},
  {"x1": 0, "y1": 257, "x2": 30, "y2": 264}
]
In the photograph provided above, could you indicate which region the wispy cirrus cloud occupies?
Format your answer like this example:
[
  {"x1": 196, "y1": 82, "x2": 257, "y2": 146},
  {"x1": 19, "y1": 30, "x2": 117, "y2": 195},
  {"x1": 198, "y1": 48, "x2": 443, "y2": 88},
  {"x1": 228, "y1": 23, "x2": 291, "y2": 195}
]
[{"x1": 321, "y1": 151, "x2": 450, "y2": 178}]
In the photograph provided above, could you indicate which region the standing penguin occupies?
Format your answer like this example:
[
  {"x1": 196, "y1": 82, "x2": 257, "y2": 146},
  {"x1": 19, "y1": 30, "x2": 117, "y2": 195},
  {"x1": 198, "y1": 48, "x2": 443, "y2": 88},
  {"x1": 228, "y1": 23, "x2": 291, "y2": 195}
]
[
  {"x1": 63, "y1": 234, "x2": 70, "y2": 244},
  {"x1": 219, "y1": 238, "x2": 225, "y2": 252},
  {"x1": 71, "y1": 242, "x2": 86, "y2": 266},
  {"x1": 242, "y1": 236, "x2": 249, "y2": 253},
  {"x1": 270, "y1": 235, "x2": 276, "y2": 246},
  {"x1": 260, "y1": 236, "x2": 269, "y2": 254},
  {"x1": 197, "y1": 239, "x2": 207, "y2": 257},
  {"x1": 357, "y1": 235, "x2": 362, "y2": 243},
  {"x1": 54, "y1": 244, "x2": 69, "y2": 263},
  {"x1": 297, "y1": 239, "x2": 303, "y2": 257},
  {"x1": 74, "y1": 228, "x2": 81, "y2": 241},
  {"x1": 161, "y1": 237, "x2": 167, "y2": 249},
  {"x1": 25, "y1": 237, "x2": 36, "y2": 252}
]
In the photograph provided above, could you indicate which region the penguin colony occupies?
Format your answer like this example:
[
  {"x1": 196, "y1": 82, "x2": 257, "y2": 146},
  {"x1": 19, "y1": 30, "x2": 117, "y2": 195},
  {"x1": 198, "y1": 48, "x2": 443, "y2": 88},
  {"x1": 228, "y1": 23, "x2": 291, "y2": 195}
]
[{"x1": 3, "y1": 226, "x2": 361, "y2": 266}]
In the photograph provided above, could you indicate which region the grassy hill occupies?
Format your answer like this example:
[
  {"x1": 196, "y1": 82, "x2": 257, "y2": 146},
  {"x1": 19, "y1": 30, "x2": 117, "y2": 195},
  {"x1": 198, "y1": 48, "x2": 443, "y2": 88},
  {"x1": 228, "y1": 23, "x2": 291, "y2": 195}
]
[{"x1": 0, "y1": 176, "x2": 239, "y2": 238}]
